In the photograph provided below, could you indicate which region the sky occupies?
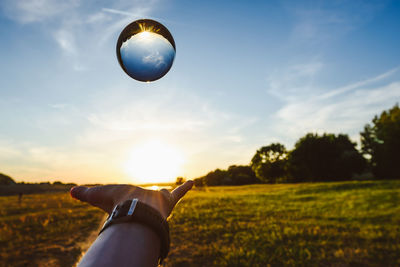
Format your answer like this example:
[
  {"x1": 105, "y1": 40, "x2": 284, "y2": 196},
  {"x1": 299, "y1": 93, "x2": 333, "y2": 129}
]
[{"x1": 0, "y1": 0, "x2": 399, "y2": 184}]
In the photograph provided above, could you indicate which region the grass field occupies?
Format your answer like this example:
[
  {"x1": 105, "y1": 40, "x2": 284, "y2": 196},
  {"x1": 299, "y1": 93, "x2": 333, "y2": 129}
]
[
  {"x1": 0, "y1": 192, "x2": 104, "y2": 267},
  {"x1": 165, "y1": 180, "x2": 400, "y2": 266},
  {"x1": 1, "y1": 180, "x2": 399, "y2": 266}
]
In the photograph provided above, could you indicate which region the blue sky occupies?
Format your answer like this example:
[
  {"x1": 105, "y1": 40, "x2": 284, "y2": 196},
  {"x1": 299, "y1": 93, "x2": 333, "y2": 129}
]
[{"x1": 0, "y1": 0, "x2": 399, "y2": 184}]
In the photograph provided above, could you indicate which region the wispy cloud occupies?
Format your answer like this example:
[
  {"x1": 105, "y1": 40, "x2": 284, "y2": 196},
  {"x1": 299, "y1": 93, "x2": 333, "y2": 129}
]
[
  {"x1": 1, "y1": 78, "x2": 258, "y2": 182},
  {"x1": 54, "y1": 29, "x2": 77, "y2": 55},
  {"x1": 318, "y1": 67, "x2": 399, "y2": 100},
  {"x1": 79, "y1": 90, "x2": 237, "y2": 145},
  {"x1": 70, "y1": 84, "x2": 259, "y2": 178},
  {"x1": 268, "y1": 67, "x2": 400, "y2": 145},
  {"x1": 267, "y1": 61, "x2": 324, "y2": 100},
  {"x1": 261, "y1": 1, "x2": 395, "y2": 147},
  {"x1": 1, "y1": 0, "x2": 79, "y2": 23},
  {"x1": 102, "y1": 8, "x2": 143, "y2": 17},
  {"x1": 49, "y1": 103, "x2": 69, "y2": 109},
  {"x1": 1, "y1": 0, "x2": 157, "y2": 71},
  {"x1": 0, "y1": 140, "x2": 120, "y2": 183},
  {"x1": 0, "y1": 139, "x2": 22, "y2": 158}
]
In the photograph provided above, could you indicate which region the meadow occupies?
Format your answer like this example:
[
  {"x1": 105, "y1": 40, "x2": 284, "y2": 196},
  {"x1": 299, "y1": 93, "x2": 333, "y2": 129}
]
[
  {"x1": 0, "y1": 193, "x2": 104, "y2": 266},
  {"x1": 0, "y1": 180, "x2": 399, "y2": 266},
  {"x1": 165, "y1": 180, "x2": 400, "y2": 266}
]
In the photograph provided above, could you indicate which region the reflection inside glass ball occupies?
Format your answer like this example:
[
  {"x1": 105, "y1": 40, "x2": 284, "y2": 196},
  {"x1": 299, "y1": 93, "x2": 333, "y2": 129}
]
[{"x1": 116, "y1": 19, "x2": 176, "y2": 82}]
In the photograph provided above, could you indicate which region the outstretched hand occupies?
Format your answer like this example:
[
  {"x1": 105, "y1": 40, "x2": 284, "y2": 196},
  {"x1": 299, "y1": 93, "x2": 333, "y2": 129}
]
[{"x1": 70, "y1": 181, "x2": 194, "y2": 219}]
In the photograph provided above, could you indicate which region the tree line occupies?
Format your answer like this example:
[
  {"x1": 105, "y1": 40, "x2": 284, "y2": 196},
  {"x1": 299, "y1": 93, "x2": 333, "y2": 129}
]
[{"x1": 187, "y1": 104, "x2": 400, "y2": 186}]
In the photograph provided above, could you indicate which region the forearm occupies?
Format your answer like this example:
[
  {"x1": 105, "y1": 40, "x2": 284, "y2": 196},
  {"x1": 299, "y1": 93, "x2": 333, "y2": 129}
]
[{"x1": 78, "y1": 223, "x2": 161, "y2": 267}]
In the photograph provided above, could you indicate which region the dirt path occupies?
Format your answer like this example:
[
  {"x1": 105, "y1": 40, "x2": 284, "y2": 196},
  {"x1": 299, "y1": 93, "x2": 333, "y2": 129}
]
[{"x1": 73, "y1": 214, "x2": 107, "y2": 266}]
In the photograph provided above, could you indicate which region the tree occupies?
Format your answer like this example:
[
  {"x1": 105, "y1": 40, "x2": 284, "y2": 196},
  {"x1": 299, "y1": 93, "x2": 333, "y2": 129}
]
[
  {"x1": 195, "y1": 165, "x2": 260, "y2": 186},
  {"x1": 226, "y1": 165, "x2": 259, "y2": 185},
  {"x1": 0, "y1": 173, "x2": 16, "y2": 185},
  {"x1": 361, "y1": 104, "x2": 400, "y2": 179},
  {"x1": 250, "y1": 143, "x2": 287, "y2": 183},
  {"x1": 202, "y1": 169, "x2": 228, "y2": 186},
  {"x1": 288, "y1": 133, "x2": 366, "y2": 182},
  {"x1": 175, "y1": 177, "x2": 185, "y2": 185},
  {"x1": 193, "y1": 177, "x2": 204, "y2": 187}
]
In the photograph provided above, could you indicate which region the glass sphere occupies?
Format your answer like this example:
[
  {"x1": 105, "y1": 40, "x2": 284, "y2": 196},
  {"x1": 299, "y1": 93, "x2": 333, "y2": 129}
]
[{"x1": 116, "y1": 19, "x2": 176, "y2": 82}]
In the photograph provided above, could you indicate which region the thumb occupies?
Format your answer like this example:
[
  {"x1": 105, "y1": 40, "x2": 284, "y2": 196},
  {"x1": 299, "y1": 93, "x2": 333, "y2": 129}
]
[{"x1": 171, "y1": 180, "x2": 194, "y2": 205}]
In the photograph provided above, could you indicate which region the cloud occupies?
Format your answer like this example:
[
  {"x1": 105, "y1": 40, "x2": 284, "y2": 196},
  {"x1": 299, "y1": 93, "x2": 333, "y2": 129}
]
[
  {"x1": 142, "y1": 51, "x2": 165, "y2": 67},
  {"x1": 267, "y1": 61, "x2": 324, "y2": 100},
  {"x1": 1, "y1": 0, "x2": 79, "y2": 23},
  {"x1": 70, "y1": 85, "x2": 259, "y2": 179},
  {"x1": 0, "y1": 135, "x2": 127, "y2": 183},
  {"x1": 79, "y1": 92, "x2": 229, "y2": 146},
  {"x1": 54, "y1": 29, "x2": 77, "y2": 55},
  {"x1": 2, "y1": 77, "x2": 259, "y2": 182},
  {"x1": 268, "y1": 67, "x2": 400, "y2": 146},
  {"x1": 262, "y1": 1, "x2": 394, "y2": 147},
  {"x1": 102, "y1": 8, "x2": 145, "y2": 17},
  {"x1": 0, "y1": 139, "x2": 22, "y2": 158},
  {"x1": 318, "y1": 67, "x2": 399, "y2": 100},
  {"x1": 1, "y1": 0, "x2": 157, "y2": 71}
]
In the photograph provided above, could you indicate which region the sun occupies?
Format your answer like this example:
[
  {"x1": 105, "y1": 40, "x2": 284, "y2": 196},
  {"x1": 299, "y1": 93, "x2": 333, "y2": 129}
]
[
  {"x1": 136, "y1": 31, "x2": 151, "y2": 41},
  {"x1": 123, "y1": 140, "x2": 185, "y2": 184}
]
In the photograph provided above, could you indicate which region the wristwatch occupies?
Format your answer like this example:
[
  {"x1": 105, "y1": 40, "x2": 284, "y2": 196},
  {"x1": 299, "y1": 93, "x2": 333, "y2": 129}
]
[{"x1": 99, "y1": 199, "x2": 170, "y2": 264}]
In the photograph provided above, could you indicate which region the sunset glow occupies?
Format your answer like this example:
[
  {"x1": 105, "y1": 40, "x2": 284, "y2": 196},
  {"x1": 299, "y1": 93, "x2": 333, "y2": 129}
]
[
  {"x1": 1, "y1": 1, "x2": 400, "y2": 185},
  {"x1": 123, "y1": 140, "x2": 185, "y2": 184}
]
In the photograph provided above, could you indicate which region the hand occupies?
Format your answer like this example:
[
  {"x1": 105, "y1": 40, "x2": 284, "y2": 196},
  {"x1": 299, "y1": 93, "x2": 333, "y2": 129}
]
[{"x1": 70, "y1": 181, "x2": 194, "y2": 219}]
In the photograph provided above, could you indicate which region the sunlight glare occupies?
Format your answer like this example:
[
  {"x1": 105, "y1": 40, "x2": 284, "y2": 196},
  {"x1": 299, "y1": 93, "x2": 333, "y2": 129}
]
[
  {"x1": 135, "y1": 31, "x2": 159, "y2": 44},
  {"x1": 140, "y1": 31, "x2": 151, "y2": 38},
  {"x1": 149, "y1": 185, "x2": 160, "y2": 190},
  {"x1": 123, "y1": 140, "x2": 185, "y2": 184}
]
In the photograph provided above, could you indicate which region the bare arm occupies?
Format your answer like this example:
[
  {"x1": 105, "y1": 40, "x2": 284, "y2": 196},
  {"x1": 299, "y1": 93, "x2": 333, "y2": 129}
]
[{"x1": 70, "y1": 181, "x2": 194, "y2": 267}]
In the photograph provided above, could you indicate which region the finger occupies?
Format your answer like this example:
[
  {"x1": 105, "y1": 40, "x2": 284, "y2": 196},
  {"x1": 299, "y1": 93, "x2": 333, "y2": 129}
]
[
  {"x1": 70, "y1": 186, "x2": 89, "y2": 202},
  {"x1": 70, "y1": 185, "x2": 113, "y2": 212},
  {"x1": 171, "y1": 180, "x2": 194, "y2": 205}
]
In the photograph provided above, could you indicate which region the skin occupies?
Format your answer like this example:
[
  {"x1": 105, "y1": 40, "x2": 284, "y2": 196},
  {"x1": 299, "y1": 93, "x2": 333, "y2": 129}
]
[{"x1": 70, "y1": 180, "x2": 194, "y2": 267}]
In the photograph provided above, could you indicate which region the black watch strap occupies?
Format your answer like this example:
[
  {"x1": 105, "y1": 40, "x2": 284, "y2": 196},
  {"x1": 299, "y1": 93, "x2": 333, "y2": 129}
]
[{"x1": 99, "y1": 199, "x2": 170, "y2": 264}]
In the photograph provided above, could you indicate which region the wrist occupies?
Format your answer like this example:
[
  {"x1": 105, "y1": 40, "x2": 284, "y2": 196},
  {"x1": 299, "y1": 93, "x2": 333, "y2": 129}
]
[
  {"x1": 103, "y1": 222, "x2": 161, "y2": 253},
  {"x1": 99, "y1": 199, "x2": 170, "y2": 264},
  {"x1": 79, "y1": 222, "x2": 161, "y2": 267}
]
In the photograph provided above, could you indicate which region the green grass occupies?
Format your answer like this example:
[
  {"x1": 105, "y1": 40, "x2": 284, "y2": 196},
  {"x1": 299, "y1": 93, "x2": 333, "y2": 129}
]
[
  {"x1": 165, "y1": 180, "x2": 400, "y2": 266},
  {"x1": 0, "y1": 192, "x2": 104, "y2": 267},
  {"x1": 0, "y1": 181, "x2": 399, "y2": 266}
]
